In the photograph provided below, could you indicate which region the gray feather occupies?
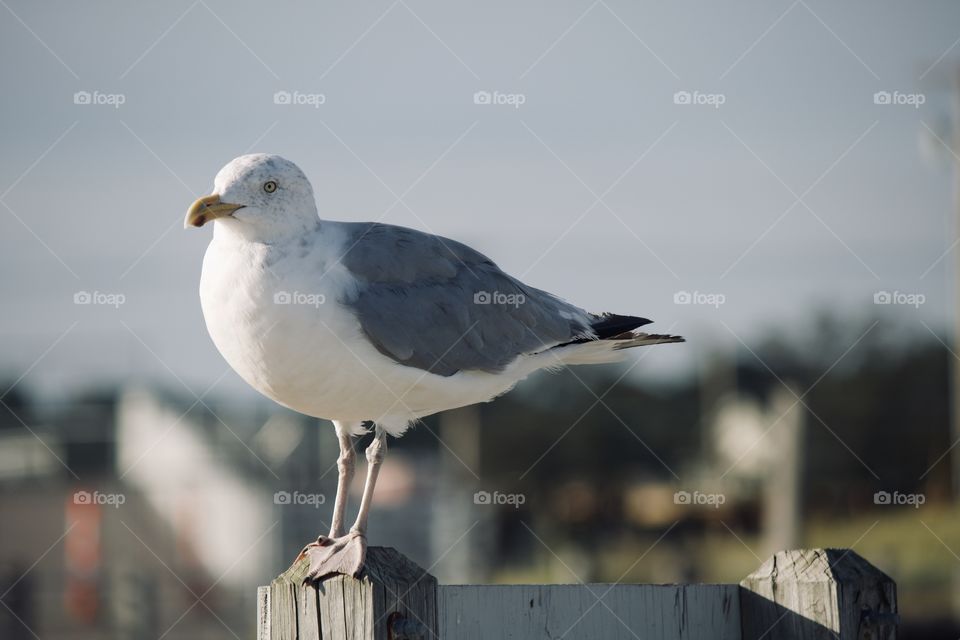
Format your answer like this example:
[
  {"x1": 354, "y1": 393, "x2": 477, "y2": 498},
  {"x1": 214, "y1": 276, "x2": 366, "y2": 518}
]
[{"x1": 338, "y1": 222, "x2": 591, "y2": 376}]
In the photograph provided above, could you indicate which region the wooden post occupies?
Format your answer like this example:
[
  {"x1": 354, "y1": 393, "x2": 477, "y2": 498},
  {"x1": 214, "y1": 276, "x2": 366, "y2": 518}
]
[
  {"x1": 739, "y1": 548, "x2": 898, "y2": 640},
  {"x1": 258, "y1": 546, "x2": 438, "y2": 640}
]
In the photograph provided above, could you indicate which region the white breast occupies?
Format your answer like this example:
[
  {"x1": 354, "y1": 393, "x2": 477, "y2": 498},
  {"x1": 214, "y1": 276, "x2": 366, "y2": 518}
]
[{"x1": 198, "y1": 225, "x2": 536, "y2": 431}]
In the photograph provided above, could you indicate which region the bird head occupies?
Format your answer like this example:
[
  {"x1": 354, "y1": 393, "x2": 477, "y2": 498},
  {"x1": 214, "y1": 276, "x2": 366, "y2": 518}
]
[{"x1": 185, "y1": 154, "x2": 319, "y2": 242}]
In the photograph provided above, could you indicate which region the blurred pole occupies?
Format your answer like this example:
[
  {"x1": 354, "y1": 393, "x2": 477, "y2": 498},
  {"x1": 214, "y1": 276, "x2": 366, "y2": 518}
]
[
  {"x1": 918, "y1": 63, "x2": 960, "y2": 499},
  {"x1": 762, "y1": 386, "x2": 803, "y2": 555},
  {"x1": 951, "y1": 67, "x2": 960, "y2": 622},
  {"x1": 700, "y1": 346, "x2": 737, "y2": 464},
  {"x1": 432, "y1": 405, "x2": 486, "y2": 583},
  {"x1": 951, "y1": 67, "x2": 960, "y2": 500}
]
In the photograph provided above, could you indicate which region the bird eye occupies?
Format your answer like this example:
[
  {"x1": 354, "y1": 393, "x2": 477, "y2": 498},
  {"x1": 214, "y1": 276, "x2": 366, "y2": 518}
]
[{"x1": 263, "y1": 180, "x2": 278, "y2": 193}]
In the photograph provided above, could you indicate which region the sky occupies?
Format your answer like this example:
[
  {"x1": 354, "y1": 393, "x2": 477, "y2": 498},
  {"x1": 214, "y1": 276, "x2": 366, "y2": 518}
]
[{"x1": 1, "y1": 0, "x2": 959, "y2": 401}]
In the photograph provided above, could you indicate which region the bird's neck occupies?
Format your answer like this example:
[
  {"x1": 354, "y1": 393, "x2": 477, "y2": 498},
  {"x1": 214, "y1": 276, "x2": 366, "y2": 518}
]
[{"x1": 213, "y1": 216, "x2": 323, "y2": 246}]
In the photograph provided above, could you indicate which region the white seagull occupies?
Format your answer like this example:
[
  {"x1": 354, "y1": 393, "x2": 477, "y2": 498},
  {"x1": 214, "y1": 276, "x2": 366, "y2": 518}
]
[{"x1": 186, "y1": 154, "x2": 683, "y2": 580}]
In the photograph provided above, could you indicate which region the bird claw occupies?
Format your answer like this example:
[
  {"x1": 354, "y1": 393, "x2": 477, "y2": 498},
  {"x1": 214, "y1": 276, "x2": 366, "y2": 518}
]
[{"x1": 297, "y1": 530, "x2": 367, "y2": 582}]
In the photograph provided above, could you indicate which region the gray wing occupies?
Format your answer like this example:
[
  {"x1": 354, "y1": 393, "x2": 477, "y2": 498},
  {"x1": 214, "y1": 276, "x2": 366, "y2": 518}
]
[{"x1": 337, "y1": 222, "x2": 592, "y2": 376}]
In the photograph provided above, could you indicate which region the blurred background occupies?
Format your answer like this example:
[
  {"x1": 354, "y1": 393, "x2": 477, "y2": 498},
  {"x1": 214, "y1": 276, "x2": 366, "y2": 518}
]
[{"x1": 2, "y1": 0, "x2": 959, "y2": 638}]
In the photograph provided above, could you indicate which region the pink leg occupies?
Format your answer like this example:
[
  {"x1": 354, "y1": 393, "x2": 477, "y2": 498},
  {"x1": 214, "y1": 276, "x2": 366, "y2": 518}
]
[
  {"x1": 299, "y1": 425, "x2": 386, "y2": 581},
  {"x1": 350, "y1": 427, "x2": 387, "y2": 536},
  {"x1": 328, "y1": 421, "x2": 357, "y2": 538}
]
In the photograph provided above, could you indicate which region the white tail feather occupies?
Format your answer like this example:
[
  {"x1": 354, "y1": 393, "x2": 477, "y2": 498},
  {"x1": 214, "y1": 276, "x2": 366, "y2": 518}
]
[{"x1": 550, "y1": 332, "x2": 684, "y2": 366}]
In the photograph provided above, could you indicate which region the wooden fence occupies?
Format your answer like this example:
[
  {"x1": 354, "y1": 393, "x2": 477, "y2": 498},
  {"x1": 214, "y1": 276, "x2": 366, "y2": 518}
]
[{"x1": 257, "y1": 547, "x2": 897, "y2": 640}]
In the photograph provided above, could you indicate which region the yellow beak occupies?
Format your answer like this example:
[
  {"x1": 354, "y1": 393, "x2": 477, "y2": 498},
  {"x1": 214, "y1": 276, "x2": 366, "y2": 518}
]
[{"x1": 184, "y1": 194, "x2": 245, "y2": 228}]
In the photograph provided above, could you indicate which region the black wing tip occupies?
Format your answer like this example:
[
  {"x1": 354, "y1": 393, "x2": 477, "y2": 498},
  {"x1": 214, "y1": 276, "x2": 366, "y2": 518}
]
[
  {"x1": 589, "y1": 313, "x2": 653, "y2": 340},
  {"x1": 643, "y1": 333, "x2": 685, "y2": 344}
]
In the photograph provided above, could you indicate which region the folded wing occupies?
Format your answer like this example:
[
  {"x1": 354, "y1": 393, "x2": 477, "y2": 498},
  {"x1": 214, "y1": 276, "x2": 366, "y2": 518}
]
[{"x1": 338, "y1": 222, "x2": 593, "y2": 376}]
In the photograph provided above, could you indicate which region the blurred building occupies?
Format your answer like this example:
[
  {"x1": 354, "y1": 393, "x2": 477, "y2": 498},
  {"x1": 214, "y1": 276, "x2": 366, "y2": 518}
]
[{"x1": 0, "y1": 387, "x2": 446, "y2": 639}]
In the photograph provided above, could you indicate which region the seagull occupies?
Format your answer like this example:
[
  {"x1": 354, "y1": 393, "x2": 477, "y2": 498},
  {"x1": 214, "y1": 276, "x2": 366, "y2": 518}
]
[{"x1": 185, "y1": 153, "x2": 683, "y2": 581}]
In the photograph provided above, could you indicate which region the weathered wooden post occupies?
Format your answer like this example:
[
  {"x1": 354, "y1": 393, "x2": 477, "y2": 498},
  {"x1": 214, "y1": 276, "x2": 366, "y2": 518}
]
[
  {"x1": 258, "y1": 547, "x2": 438, "y2": 640},
  {"x1": 739, "y1": 548, "x2": 898, "y2": 640}
]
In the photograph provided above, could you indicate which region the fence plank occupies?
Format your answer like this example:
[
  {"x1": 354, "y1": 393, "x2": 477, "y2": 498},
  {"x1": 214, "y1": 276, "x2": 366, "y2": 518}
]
[{"x1": 438, "y1": 584, "x2": 741, "y2": 640}]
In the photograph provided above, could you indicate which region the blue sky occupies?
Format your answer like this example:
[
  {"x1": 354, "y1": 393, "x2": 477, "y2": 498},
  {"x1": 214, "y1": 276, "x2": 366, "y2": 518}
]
[{"x1": 1, "y1": 0, "x2": 958, "y2": 399}]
